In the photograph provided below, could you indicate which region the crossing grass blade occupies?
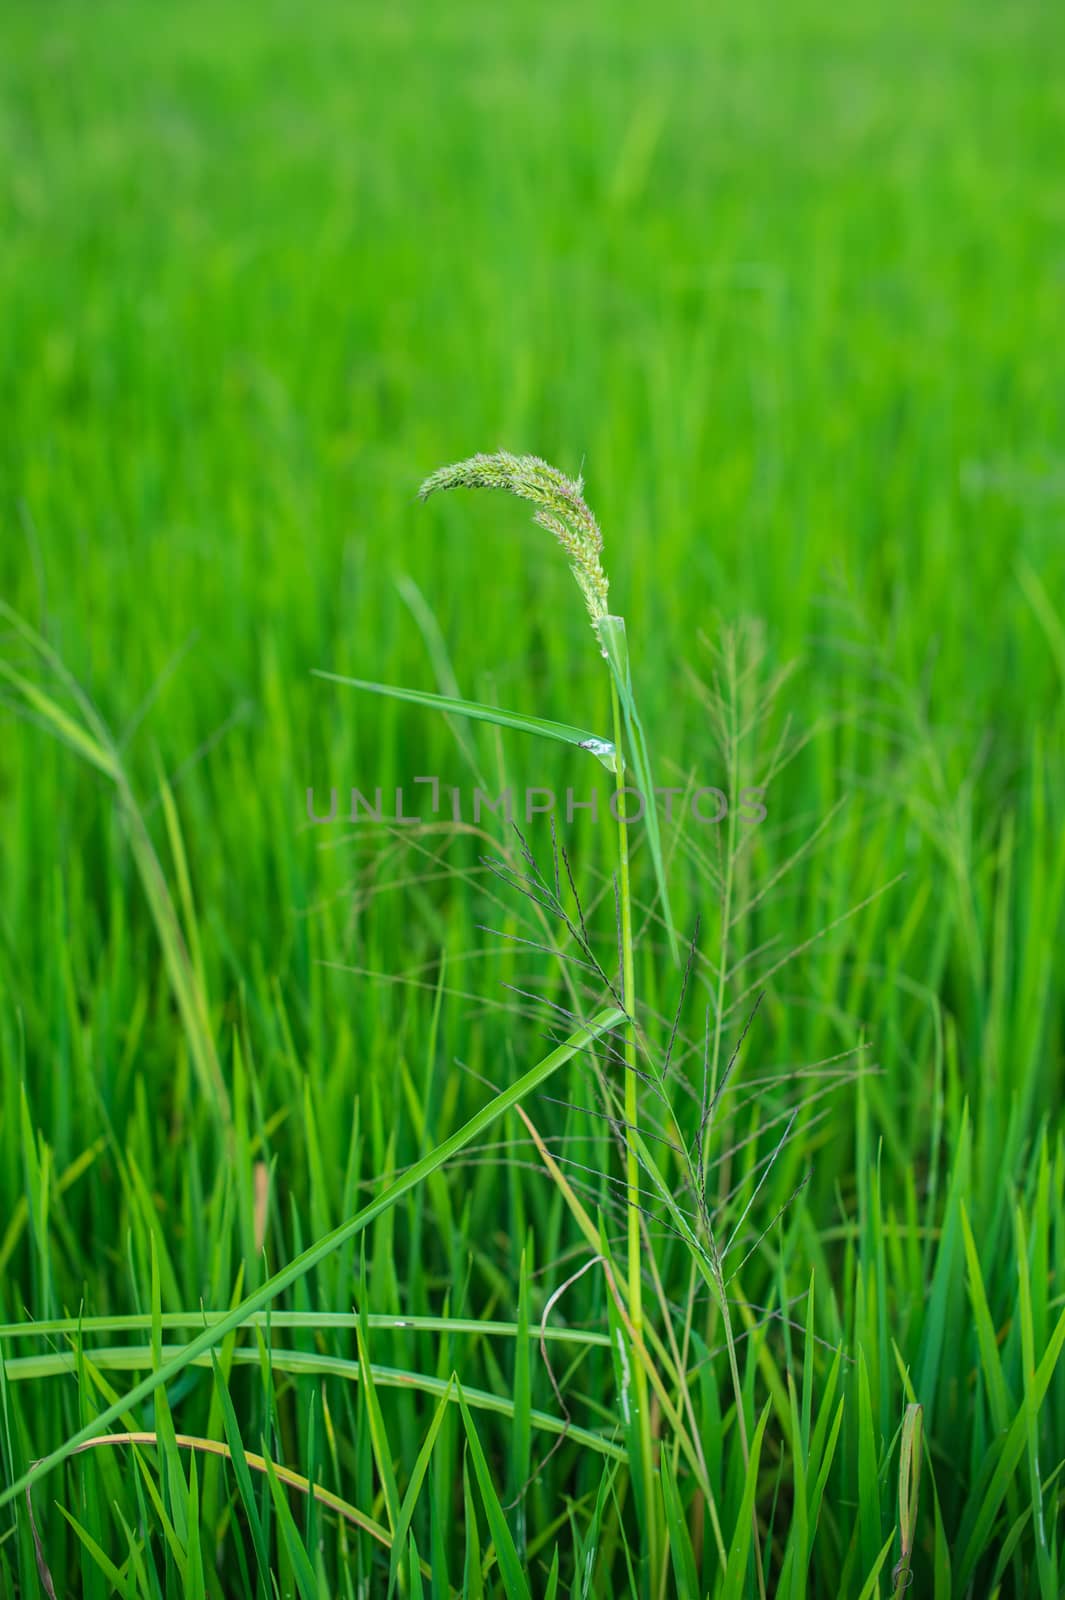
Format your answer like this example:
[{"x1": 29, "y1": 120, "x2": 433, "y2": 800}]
[
  {"x1": 2, "y1": 1345, "x2": 626, "y2": 1460},
  {"x1": 0, "y1": 1006, "x2": 623, "y2": 1513}
]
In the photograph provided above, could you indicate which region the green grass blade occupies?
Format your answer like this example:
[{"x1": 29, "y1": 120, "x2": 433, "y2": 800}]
[
  {"x1": 856, "y1": 1350, "x2": 881, "y2": 1582},
  {"x1": 262, "y1": 1447, "x2": 322, "y2": 1600},
  {"x1": 457, "y1": 1384, "x2": 532, "y2": 1600},
  {"x1": 0, "y1": 658, "x2": 118, "y2": 779},
  {"x1": 313, "y1": 671, "x2": 616, "y2": 765},
  {"x1": 1014, "y1": 1207, "x2": 1057, "y2": 1600},
  {"x1": 959, "y1": 1204, "x2": 1013, "y2": 1431},
  {"x1": 782, "y1": 1374, "x2": 808, "y2": 1600},
  {"x1": 462, "y1": 1453, "x2": 483, "y2": 1600},
  {"x1": 209, "y1": 1350, "x2": 271, "y2": 1586},
  {"x1": 387, "y1": 1382, "x2": 454, "y2": 1599},
  {"x1": 508, "y1": 1244, "x2": 532, "y2": 1561},
  {"x1": 956, "y1": 1296, "x2": 1065, "y2": 1590},
  {"x1": 407, "y1": 1532, "x2": 426, "y2": 1600},
  {"x1": 577, "y1": 1461, "x2": 618, "y2": 1599},
  {"x1": 56, "y1": 1506, "x2": 136, "y2": 1598},
  {"x1": 354, "y1": 1306, "x2": 402, "y2": 1539},
  {"x1": 184, "y1": 1452, "x2": 206, "y2": 1600},
  {"x1": 598, "y1": 613, "x2": 678, "y2": 960},
  {"x1": 661, "y1": 1449, "x2": 699, "y2": 1599},
  {"x1": 855, "y1": 1534, "x2": 896, "y2": 1600},
  {"x1": 721, "y1": 1401, "x2": 771, "y2": 1600}
]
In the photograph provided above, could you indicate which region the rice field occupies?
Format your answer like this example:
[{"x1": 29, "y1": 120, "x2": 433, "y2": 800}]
[{"x1": 1, "y1": 0, "x2": 1064, "y2": 1594}]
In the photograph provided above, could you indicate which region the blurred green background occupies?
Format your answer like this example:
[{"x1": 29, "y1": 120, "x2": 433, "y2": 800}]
[{"x1": 2, "y1": 0, "x2": 1062, "y2": 1131}]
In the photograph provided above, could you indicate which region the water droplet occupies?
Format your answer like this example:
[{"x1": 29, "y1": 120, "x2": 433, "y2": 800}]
[{"x1": 578, "y1": 736, "x2": 617, "y2": 770}]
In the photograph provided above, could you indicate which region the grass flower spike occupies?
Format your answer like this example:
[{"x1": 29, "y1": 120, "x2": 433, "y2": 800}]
[{"x1": 419, "y1": 451, "x2": 611, "y2": 636}]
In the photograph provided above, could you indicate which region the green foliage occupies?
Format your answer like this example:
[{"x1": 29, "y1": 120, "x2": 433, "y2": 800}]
[{"x1": 1, "y1": 0, "x2": 1064, "y2": 1593}]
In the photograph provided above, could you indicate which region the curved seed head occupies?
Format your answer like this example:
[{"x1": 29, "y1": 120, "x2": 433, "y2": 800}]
[{"x1": 418, "y1": 451, "x2": 611, "y2": 637}]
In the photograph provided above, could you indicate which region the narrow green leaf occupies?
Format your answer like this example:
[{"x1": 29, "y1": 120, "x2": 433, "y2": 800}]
[
  {"x1": 661, "y1": 1450, "x2": 700, "y2": 1599},
  {"x1": 857, "y1": 1350, "x2": 881, "y2": 1582},
  {"x1": 508, "y1": 1245, "x2": 532, "y2": 1561},
  {"x1": 722, "y1": 1401, "x2": 771, "y2": 1600},
  {"x1": 407, "y1": 1532, "x2": 426, "y2": 1600},
  {"x1": 388, "y1": 1382, "x2": 454, "y2": 1599},
  {"x1": 855, "y1": 1534, "x2": 897, "y2": 1600},
  {"x1": 956, "y1": 1296, "x2": 1065, "y2": 1590},
  {"x1": 457, "y1": 1384, "x2": 532, "y2": 1600},
  {"x1": 209, "y1": 1350, "x2": 271, "y2": 1585},
  {"x1": 598, "y1": 614, "x2": 679, "y2": 960},
  {"x1": 355, "y1": 1307, "x2": 401, "y2": 1536},
  {"x1": 959, "y1": 1204, "x2": 1012, "y2": 1431},
  {"x1": 462, "y1": 1454, "x2": 483, "y2": 1600},
  {"x1": 149, "y1": 1236, "x2": 188, "y2": 1549},
  {"x1": 313, "y1": 672, "x2": 616, "y2": 766},
  {"x1": 56, "y1": 1506, "x2": 136, "y2": 1598},
  {"x1": 1014, "y1": 1208, "x2": 1056, "y2": 1600},
  {"x1": 262, "y1": 1446, "x2": 321, "y2": 1600},
  {"x1": 784, "y1": 1374, "x2": 808, "y2": 1600},
  {"x1": 0, "y1": 658, "x2": 118, "y2": 779},
  {"x1": 185, "y1": 1453, "x2": 206, "y2": 1600},
  {"x1": 578, "y1": 1461, "x2": 618, "y2": 1599}
]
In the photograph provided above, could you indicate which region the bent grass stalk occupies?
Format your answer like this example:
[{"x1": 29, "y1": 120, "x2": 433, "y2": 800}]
[
  {"x1": 25, "y1": 1431, "x2": 415, "y2": 1589},
  {"x1": 411, "y1": 453, "x2": 668, "y2": 1568}
]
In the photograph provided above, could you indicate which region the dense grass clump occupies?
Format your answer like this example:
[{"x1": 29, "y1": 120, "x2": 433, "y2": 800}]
[{"x1": 1, "y1": 0, "x2": 1064, "y2": 1594}]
